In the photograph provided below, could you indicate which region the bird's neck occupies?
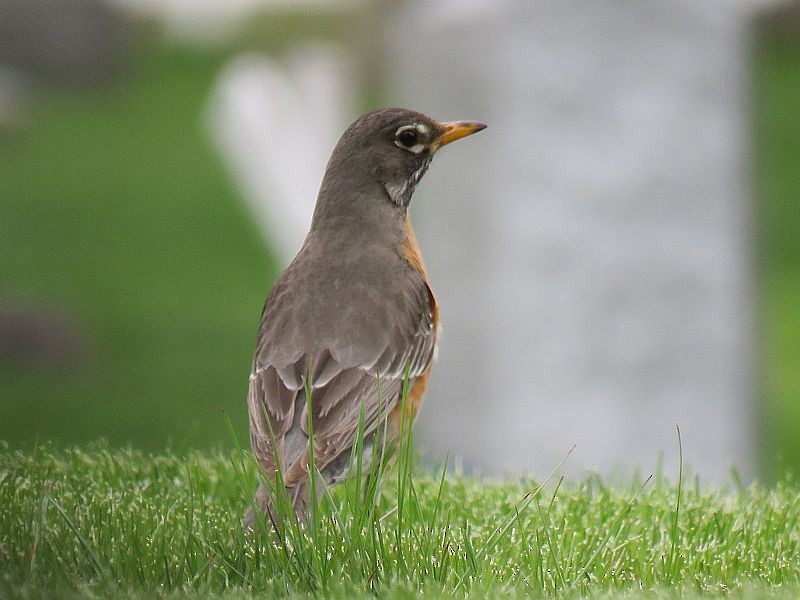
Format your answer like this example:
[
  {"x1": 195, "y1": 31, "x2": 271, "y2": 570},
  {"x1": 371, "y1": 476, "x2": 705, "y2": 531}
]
[{"x1": 309, "y1": 173, "x2": 407, "y2": 245}]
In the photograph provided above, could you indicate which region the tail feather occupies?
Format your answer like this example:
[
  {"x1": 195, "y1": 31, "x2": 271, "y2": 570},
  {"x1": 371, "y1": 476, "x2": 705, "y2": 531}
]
[{"x1": 243, "y1": 429, "x2": 386, "y2": 534}]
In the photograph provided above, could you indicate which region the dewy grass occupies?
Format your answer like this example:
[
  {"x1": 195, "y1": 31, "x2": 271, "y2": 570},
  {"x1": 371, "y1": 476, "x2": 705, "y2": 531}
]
[{"x1": 2, "y1": 398, "x2": 800, "y2": 600}]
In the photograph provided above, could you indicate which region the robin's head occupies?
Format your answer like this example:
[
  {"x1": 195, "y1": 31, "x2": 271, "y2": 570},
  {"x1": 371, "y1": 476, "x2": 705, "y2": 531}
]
[{"x1": 322, "y1": 107, "x2": 486, "y2": 210}]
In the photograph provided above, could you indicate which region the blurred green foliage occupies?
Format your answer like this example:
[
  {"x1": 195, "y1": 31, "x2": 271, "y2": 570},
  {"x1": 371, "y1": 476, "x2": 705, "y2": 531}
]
[
  {"x1": 753, "y1": 28, "x2": 800, "y2": 479},
  {"x1": 0, "y1": 38, "x2": 276, "y2": 450}
]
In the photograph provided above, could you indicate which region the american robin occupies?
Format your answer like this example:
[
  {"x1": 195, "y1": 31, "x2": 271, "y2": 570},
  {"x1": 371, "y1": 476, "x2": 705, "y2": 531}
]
[{"x1": 244, "y1": 107, "x2": 485, "y2": 531}]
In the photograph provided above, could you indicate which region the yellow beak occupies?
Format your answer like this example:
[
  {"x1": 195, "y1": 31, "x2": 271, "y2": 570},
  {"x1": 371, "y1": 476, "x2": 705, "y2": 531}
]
[{"x1": 432, "y1": 120, "x2": 487, "y2": 151}]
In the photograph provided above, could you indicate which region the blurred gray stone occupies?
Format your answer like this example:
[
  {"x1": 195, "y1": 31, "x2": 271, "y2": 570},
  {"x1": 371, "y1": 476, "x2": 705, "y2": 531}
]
[
  {"x1": 0, "y1": 300, "x2": 88, "y2": 368},
  {"x1": 386, "y1": 0, "x2": 770, "y2": 480},
  {"x1": 0, "y1": 0, "x2": 129, "y2": 84},
  {"x1": 0, "y1": 67, "x2": 29, "y2": 133}
]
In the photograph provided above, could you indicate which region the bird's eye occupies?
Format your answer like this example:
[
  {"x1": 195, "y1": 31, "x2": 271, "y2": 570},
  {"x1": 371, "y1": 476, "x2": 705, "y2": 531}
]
[
  {"x1": 397, "y1": 129, "x2": 418, "y2": 147},
  {"x1": 393, "y1": 124, "x2": 428, "y2": 154}
]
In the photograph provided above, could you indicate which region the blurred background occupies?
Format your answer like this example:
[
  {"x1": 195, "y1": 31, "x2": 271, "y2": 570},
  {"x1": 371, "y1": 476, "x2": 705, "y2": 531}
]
[{"x1": 0, "y1": 0, "x2": 798, "y2": 481}]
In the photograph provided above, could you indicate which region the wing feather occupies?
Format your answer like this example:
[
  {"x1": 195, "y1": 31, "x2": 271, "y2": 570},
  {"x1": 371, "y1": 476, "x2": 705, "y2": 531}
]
[{"x1": 247, "y1": 257, "x2": 437, "y2": 494}]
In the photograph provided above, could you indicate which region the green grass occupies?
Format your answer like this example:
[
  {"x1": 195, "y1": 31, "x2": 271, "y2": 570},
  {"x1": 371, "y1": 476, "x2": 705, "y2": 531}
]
[
  {"x1": 1, "y1": 439, "x2": 799, "y2": 599},
  {"x1": 0, "y1": 36, "x2": 277, "y2": 450}
]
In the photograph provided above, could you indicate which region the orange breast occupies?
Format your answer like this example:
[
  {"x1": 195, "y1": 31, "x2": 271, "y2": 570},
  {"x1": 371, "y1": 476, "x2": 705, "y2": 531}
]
[
  {"x1": 389, "y1": 217, "x2": 440, "y2": 436},
  {"x1": 401, "y1": 217, "x2": 429, "y2": 277}
]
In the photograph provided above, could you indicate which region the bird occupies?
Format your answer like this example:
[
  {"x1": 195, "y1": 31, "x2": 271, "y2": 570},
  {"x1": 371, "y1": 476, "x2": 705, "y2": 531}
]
[{"x1": 243, "y1": 107, "x2": 486, "y2": 532}]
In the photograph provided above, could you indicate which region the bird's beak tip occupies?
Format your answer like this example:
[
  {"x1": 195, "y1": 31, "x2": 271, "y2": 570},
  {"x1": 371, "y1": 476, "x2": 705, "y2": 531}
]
[{"x1": 433, "y1": 120, "x2": 487, "y2": 150}]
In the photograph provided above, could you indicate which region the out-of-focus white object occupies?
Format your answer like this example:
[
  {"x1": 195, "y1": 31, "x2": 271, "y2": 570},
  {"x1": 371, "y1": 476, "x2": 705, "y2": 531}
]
[
  {"x1": 385, "y1": 0, "x2": 781, "y2": 482},
  {"x1": 207, "y1": 47, "x2": 356, "y2": 262}
]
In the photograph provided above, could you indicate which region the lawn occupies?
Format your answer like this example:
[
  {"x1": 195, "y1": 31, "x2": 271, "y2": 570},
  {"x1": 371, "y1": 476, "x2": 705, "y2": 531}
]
[{"x1": 1, "y1": 442, "x2": 799, "y2": 598}]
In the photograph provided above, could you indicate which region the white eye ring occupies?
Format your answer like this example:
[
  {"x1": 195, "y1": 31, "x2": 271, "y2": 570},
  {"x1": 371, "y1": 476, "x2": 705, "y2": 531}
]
[{"x1": 394, "y1": 124, "x2": 427, "y2": 154}]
